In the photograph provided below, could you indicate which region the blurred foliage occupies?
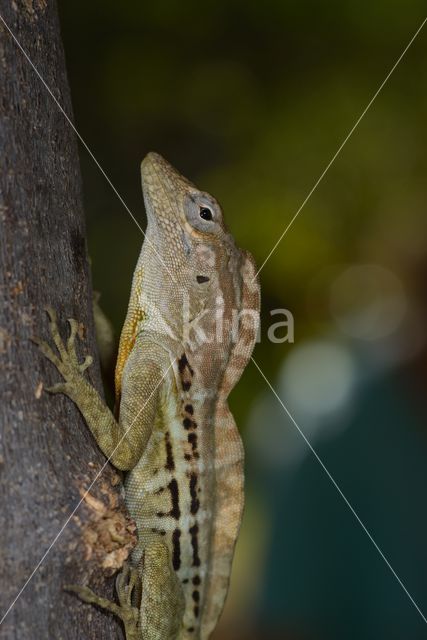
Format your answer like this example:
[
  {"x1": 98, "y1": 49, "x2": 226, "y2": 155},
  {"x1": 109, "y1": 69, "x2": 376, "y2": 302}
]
[
  {"x1": 58, "y1": 0, "x2": 427, "y2": 316},
  {"x1": 57, "y1": 1, "x2": 427, "y2": 638}
]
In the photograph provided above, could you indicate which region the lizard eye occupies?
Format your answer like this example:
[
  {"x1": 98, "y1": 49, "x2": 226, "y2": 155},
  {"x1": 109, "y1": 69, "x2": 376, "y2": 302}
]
[{"x1": 199, "y1": 206, "x2": 213, "y2": 221}]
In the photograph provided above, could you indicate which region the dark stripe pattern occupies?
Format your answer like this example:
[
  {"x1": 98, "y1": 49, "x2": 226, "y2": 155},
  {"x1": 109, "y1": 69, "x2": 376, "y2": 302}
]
[
  {"x1": 189, "y1": 523, "x2": 200, "y2": 567},
  {"x1": 172, "y1": 528, "x2": 181, "y2": 570}
]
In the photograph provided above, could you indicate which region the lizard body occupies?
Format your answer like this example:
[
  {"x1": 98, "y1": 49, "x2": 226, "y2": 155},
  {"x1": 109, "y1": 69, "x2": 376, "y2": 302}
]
[{"x1": 36, "y1": 153, "x2": 260, "y2": 639}]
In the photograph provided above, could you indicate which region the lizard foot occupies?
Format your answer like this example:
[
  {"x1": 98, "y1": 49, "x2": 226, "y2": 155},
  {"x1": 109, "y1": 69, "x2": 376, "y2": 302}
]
[
  {"x1": 33, "y1": 307, "x2": 93, "y2": 394},
  {"x1": 65, "y1": 563, "x2": 141, "y2": 640}
]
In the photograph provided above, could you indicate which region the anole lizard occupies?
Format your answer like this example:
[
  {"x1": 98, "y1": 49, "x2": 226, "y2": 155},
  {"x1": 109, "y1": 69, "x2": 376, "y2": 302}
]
[{"x1": 36, "y1": 153, "x2": 260, "y2": 639}]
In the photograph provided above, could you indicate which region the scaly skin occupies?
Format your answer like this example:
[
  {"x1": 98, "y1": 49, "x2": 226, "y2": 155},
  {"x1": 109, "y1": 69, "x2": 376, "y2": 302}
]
[{"x1": 36, "y1": 153, "x2": 260, "y2": 639}]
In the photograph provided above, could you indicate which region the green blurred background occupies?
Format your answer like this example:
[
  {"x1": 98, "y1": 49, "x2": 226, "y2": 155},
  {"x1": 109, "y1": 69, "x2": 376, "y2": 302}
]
[{"x1": 57, "y1": 1, "x2": 427, "y2": 638}]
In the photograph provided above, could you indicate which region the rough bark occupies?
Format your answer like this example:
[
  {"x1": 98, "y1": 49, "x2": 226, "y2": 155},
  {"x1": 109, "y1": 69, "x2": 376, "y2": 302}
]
[{"x1": 0, "y1": 2, "x2": 134, "y2": 638}]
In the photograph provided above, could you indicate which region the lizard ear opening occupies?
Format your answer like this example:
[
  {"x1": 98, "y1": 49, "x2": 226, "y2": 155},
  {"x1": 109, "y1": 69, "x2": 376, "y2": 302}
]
[{"x1": 196, "y1": 275, "x2": 210, "y2": 284}]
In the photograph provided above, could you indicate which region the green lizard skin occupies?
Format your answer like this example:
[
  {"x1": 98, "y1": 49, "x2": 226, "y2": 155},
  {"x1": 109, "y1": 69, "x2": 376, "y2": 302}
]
[{"x1": 36, "y1": 153, "x2": 260, "y2": 639}]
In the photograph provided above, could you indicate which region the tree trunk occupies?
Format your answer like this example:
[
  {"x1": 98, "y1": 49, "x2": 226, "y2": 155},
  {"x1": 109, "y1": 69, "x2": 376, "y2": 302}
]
[{"x1": 0, "y1": 2, "x2": 134, "y2": 638}]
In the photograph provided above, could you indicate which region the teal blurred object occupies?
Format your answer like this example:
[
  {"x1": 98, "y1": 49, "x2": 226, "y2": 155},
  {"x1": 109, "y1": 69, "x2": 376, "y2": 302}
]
[{"x1": 254, "y1": 363, "x2": 427, "y2": 639}]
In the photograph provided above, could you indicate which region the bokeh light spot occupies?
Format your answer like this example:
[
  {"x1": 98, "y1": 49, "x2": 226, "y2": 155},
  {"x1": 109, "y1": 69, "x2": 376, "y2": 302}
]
[
  {"x1": 280, "y1": 340, "x2": 356, "y2": 420},
  {"x1": 330, "y1": 264, "x2": 407, "y2": 341}
]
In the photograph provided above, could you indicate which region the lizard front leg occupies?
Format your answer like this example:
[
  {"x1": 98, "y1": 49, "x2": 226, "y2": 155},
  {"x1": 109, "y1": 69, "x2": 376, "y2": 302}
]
[{"x1": 34, "y1": 307, "x2": 168, "y2": 471}]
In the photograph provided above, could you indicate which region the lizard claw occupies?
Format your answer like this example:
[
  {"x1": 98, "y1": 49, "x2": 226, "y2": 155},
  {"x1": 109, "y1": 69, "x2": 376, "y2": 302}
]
[
  {"x1": 78, "y1": 354, "x2": 93, "y2": 373},
  {"x1": 44, "y1": 306, "x2": 57, "y2": 323}
]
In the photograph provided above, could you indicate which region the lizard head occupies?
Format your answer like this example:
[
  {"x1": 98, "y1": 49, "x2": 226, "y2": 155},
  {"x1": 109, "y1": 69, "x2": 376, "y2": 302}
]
[
  {"x1": 141, "y1": 153, "x2": 238, "y2": 286},
  {"x1": 116, "y1": 152, "x2": 253, "y2": 396},
  {"x1": 139, "y1": 152, "x2": 245, "y2": 353}
]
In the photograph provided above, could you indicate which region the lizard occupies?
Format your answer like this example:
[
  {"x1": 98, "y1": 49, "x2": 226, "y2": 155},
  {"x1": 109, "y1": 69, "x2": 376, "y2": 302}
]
[{"x1": 35, "y1": 152, "x2": 260, "y2": 639}]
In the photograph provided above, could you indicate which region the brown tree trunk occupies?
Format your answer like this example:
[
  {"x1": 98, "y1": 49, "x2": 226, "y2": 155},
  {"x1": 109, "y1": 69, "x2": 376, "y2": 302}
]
[{"x1": 0, "y1": 2, "x2": 133, "y2": 638}]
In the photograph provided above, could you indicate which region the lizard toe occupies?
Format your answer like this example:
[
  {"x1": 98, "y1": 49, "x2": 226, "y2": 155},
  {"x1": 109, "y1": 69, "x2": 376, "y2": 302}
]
[
  {"x1": 78, "y1": 354, "x2": 93, "y2": 373},
  {"x1": 66, "y1": 318, "x2": 80, "y2": 364},
  {"x1": 45, "y1": 382, "x2": 70, "y2": 394}
]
